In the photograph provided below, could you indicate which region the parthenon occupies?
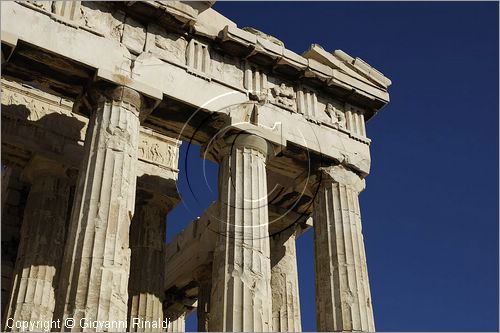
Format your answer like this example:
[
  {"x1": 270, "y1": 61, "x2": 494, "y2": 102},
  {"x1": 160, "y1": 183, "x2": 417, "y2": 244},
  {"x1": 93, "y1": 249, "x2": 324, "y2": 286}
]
[{"x1": 0, "y1": 1, "x2": 391, "y2": 332}]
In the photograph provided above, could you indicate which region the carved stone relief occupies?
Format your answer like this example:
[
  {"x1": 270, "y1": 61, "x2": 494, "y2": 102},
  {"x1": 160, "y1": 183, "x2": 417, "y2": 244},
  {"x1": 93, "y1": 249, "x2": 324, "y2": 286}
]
[
  {"x1": 270, "y1": 83, "x2": 296, "y2": 112},
  {"x1": 211, "y1": 51, "x2": 244, "y2": 89},
  {"x1": 80, "y1": 2, "x2": 125, "y2": 42},
  {"x1": 1, "y1": 83, "x2": 86, "y2": 141},
  {"x1": 138, "y1": 133, "x2": 179, "y2": 171},
  {"x1": 122, "y1": 16, "x2": 146, "y2": 54},
  {"x1": 147, "y1": 24, "x2": 187, "y2": 66},
  {"x1": 325, "y1": 103, "x2": 346, "y2": 129}
]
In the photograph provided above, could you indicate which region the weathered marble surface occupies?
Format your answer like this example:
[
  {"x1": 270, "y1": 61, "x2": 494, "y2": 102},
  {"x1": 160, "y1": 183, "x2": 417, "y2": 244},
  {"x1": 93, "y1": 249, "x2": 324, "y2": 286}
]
[
  {"x1": 1, "y1": 0, "x2": 389, "y2": 175},
  {"x1": 1, "y1": 79, "x2": 181, "y2": 179},
  {"x1": 128, "y1": 190, "x2": 173, "y2": 332},
  {"x1": 313, "y1": 165, "x2": 375, "y2": 332},
  {"x1": 271, "y1": 227, "x2": 302, "y2": 332},
  {"x1": 55, "y1": 86, "x2": 145, "y2": 329},
  {"x1": 1, "y1": 1, "x2": 389, "y2": 331},
  {"x1": 167, "y1": 313, "x2": 185, "y2": 332},
  {"x1": 1, "y1": 167, "x2": 29, "y2": 319},
  {"x1": 3, "y1": 157, "x2": 70, "y2": 331},
  {"x1": 209, "y1": 134, "x2": 273, "y2": 332}
]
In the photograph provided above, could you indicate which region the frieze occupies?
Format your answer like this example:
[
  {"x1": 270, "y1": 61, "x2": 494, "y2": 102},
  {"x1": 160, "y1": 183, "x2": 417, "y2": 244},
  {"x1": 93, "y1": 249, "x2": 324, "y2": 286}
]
[
  {"x1": 244, "y1": 63, "x2": 268, "y2": 101},
  {"x1": 211, "y1": 51, "x2": 244, "y2": 90},
  {"x1": 138, "y1": 131, "x2": 180, "y2": 172},
  {"x1": 122, "y1": 16, "x2": 147, "y2": 55},
  {"x1": 186, "y1": 39, "x2": 211, "y2": 80},
  {"x1": 52, "y1": 1, "x2": 81, "y2": 22},
  {"x1": 344, "y1": 103, "x2": 367, "y2": 138},
  {"x1": 269, "y1": 83, "x2": 296, "y2": 112},
  {"x1": 324, "y1": 103, "x2": 346, "y2": 130},
  {"x1": 1, "y1": 82, "x2": 86, "y2": 141},
  {"x1": 146, "y1": 24, "x2": 187, "y2": 67},
  {"x1": 80, "y1": 2, "x2": 125, "y2": 41},
  {"x1": 297, "y1": 87, "x2": 318, "y2": 120},
  {"x1": 1, "y1": 80, "x2": 182, "y2": 171}
]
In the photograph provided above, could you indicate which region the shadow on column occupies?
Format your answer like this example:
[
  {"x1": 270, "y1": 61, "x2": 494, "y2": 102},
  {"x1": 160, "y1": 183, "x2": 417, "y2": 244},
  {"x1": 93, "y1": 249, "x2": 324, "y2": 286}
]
[{"x1": 1, "y1": 104, "x2": 85, "y2": 329}]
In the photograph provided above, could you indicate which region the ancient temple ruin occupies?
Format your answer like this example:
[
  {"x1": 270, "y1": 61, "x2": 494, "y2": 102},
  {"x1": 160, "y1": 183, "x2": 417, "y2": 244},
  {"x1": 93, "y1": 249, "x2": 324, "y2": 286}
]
[{"x1": 0, "y1": 1, "x2": 391, "y2": 331}]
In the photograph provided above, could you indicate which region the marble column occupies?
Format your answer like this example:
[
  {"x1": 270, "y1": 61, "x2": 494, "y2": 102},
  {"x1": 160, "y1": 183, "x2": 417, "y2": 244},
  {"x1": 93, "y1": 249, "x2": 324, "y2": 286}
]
[
  {"x1": 167, "y1": 313, "x2": 185, "y2": 332},
  {"x1": 1, "y1": 166, "x2": 28, "y2": 322},
  {"x1": 55, "y1": 86, "x2": 145, "y2": 330},
  {"x1": 209, "y1": 134, "x2": 273, "y2": 332},
  {"x1": 313, "y1": 165, "x2": 375, "y2": 332},
  {"x1": 3, "y1": 156, "x2": 70, "y2": 331},
  {"x1": 270, "y1": 226, "x2": 302, "y2": 332},
  {"x1": 128, "y1": 190, "x2": 169, "y2": 332},
  {"x1": 196, "y1": 265, "x2": 212, "y2": 332}
]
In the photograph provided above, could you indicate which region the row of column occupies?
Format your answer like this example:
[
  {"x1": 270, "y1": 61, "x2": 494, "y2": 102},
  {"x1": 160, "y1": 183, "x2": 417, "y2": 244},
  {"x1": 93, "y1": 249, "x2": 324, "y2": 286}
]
[
  {"x1": 1, "y1": 85, "x2": 167, "y2": 332},
  {"x1": 205, "y1": 133, "x2": 375, "y2": 332},
  {"x1": 2, "y1": 84, "x2": 375, "y2": 332}
]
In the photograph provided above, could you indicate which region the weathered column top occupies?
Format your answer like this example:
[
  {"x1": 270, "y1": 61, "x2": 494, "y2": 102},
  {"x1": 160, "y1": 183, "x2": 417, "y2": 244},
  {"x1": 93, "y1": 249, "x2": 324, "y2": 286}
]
[
  {"x1": 204, "y1": 132, "x2": 271, "y2": 163},
  {"x1": 318, "y1": 164, "x2": 366, "y2": 192},
  {"x1": 88, "y1": 84, "x2": 162, "y2": 123}
]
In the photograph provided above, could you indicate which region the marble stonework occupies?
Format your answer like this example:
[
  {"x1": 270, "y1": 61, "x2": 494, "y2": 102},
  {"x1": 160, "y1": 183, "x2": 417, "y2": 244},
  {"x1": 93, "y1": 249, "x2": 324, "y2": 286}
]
[{"x1": 1, "y1": 1, "x2": 390, "y2": 332}]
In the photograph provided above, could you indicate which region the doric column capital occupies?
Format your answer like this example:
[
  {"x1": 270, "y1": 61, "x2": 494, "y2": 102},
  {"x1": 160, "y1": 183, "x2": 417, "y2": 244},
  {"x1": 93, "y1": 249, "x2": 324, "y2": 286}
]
[
  {"x1": 226, "y1": 133, "x2": 269, "y2": 155},
  {"x1": 319, "y1": 164, "x2": 365, "y2": 193},
  {"x1": 22, "y1": 155, "x2": 68, "y2": 184},
  {"x1": 203, "y1": 132, "x2": 270, "y2": 163},
  {"x1": 89, "y1": 85, "x2": 152, "y2": 121}
]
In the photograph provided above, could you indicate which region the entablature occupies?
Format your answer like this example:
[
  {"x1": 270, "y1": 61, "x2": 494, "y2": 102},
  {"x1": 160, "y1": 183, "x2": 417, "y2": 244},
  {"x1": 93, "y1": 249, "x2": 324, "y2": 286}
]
[
  {"x1": 0, "y1": 79, "x2": 181, "y2": 202},
  {"x1": 1, "y1": 0, "x2": 390, "y2": 176}
]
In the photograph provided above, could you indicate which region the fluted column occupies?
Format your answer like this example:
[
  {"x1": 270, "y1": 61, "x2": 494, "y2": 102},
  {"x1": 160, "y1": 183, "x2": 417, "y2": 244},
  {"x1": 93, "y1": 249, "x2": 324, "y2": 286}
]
[
  {"x1": 128, "y1": 190, "x2": 169, "y2": 332},
  {"x1": 167, "y1": 313, "x2": 185, "y2": 332},
  {"x1": 1, "y1": 166, "x2": 28, "y2": 322},
  {"x1": 209, "y1": 133, "x2": 273, "y2": 332},
  {"x1": 55, "y1": 86, "x2": 145, "y2": 330},
  {"x1": 313, "y1": 165, "x2": 375, "y2": 332},
  {"x1": 196, "y1": 265, "x2": 212, "y2": 332},
  {"x1": 270, "y1": 226, "x2": 302, "y2": 332},
  {"x1": 3, "y1": 156, "x2": 70, "y2": 331}
]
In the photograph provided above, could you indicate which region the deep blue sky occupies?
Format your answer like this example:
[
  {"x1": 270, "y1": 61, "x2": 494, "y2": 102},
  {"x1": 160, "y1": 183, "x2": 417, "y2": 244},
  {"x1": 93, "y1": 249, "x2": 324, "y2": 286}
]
[{"x1": 166, "y1": 2, "x2": 499, "y2": 331}]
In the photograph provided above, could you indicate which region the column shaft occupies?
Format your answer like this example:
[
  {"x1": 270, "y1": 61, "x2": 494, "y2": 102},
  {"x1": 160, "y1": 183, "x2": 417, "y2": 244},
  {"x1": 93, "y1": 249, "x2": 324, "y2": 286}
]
[
  {"x1": 4, "y1": 158, "x2": 70, "y2": 330},
  {"x1": 167, "y1": 313, "x2": 185, "y2": 332},
  {"x1": 1, "y1": 167, "x2": 28, "y2": 322},
  {"x1": 270, "y1": 228, "x2": 302, "y2": 332},
  {"x1": 313, "y1": 166, "x2": 375, "y2": 331},
  {"x1": 196, "y1": 265, "x2": 212, "y2": 332},
  {"x1": 209, "y1": 134, "x2": 273, "y2": 332},
  {"x1": 128, "y1": 191, "x2": 168, "y2": 332},
  {"x1": 56, "y1": 86, "x2": 143, "y2": 330}
]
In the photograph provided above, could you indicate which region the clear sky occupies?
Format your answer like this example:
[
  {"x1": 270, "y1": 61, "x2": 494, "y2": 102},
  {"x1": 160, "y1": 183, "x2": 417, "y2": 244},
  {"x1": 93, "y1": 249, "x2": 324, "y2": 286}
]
[{"x1": 166, "y1": 2, "x2": 499, "y2": 331}]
